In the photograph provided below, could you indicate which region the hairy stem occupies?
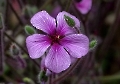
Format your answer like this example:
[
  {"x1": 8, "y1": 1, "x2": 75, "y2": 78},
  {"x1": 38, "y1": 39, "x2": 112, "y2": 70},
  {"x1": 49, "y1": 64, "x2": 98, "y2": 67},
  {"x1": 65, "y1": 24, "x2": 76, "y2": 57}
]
[
  {"x1": 4, "y1": 32, "x2": 40, "y2": 67},
  {"x1": 74, "y1": 53, "x2": 93, "y2": 84},
  {"x1": 65, "y1": 0, "x2": 73, "y2": 11},
  {"x1": 39, "y1": 0, "x2": 53, "y2": 10},
  {"x1": 7, "y1": 0, "x2": 26, "y2": 25},
  {"x1": 0, "y1": 13, "x2": 5, "y2": 74},
  {"x1": 49, "y1": 74, "x2": 52, "y2": 84}
]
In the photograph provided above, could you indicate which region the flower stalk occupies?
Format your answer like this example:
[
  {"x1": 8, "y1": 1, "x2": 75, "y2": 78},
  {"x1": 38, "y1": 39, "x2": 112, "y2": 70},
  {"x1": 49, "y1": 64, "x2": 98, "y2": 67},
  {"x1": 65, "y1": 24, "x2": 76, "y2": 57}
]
[
  {"x1": 65, "y1": 0, "x2": 73, "y2": 11},
  {"x1": 0, "y1": 13, "x2": 4, "y2": 74}
]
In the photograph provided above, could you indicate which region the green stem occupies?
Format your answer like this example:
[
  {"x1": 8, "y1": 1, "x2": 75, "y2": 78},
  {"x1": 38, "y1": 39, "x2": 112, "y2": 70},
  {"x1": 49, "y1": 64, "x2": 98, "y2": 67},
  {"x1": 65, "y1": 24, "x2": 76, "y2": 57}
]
[
  {"x1": 94, "y1": 74, "x2": 120, "y2": 82},
  {"x1": 74, "y1": 53, "x2": 92, "y2": 84},
  {"x1": 7, "y1": 0, "x2": 26, "y2": 25},
  {"x1": 0, "y1": 13, "x2": 5, "y2": 74},
  {"x1": 39, "y1": 0, "x2": 53, "y2": 10},
  {"x1": 65, "y1": 0, "x2": 73, "y2": 11}
]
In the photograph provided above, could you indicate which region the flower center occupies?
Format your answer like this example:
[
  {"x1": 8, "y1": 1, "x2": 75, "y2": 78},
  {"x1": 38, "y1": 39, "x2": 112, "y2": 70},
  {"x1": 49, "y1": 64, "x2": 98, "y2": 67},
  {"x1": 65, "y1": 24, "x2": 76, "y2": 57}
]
[{"x1": 50, "y1": 34, "x2": 61, "y2": 44}]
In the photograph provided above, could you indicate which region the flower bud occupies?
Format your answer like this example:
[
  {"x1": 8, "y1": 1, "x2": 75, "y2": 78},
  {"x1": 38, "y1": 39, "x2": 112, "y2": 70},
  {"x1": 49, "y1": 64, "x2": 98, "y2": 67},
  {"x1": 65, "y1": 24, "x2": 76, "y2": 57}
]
[
  {"x1": 10, "y1": 43, "x2": 20, "y2": 56},
  {"x1": 64, "y1": 15, "x2": 75, "y2": 27},
  {"x1": 25, "y1": 25, "x2": 36, "y2": 35},
  {"x1": 89, "y1": 39, "x2": 97, "y2": 49},
  {"x1": 38, "y1": 70, "x2": 48, "y2": 82},
  {"x1": 23, "y1": 77, "x2": 35, "y2": 84}
]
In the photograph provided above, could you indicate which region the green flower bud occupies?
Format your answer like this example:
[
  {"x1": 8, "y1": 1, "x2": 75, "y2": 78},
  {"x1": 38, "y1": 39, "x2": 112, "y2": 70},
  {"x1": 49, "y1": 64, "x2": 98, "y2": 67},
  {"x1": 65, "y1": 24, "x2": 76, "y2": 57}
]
[
  {"x1": 64, "y1": 15, "x2": 75, "y2": 27},
  {"x1": 38, "y1": 70, "x2": 48, "y2": 82},
  {"x1": 23, "y1": 77, "x2": 35, "y2": 84},
  {"x1": 25, "y1": 25, "x2": 36, "y2": 35},
  {"x1": 89, "y1": 39, "x2": 97, "y2": 49}
]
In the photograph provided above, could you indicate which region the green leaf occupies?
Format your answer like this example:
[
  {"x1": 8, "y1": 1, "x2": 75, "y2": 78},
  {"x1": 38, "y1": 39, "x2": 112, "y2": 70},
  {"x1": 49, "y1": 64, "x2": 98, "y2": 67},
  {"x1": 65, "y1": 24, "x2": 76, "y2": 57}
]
[
  {"x1": 23, "y1": 77, "x2": 35, "y2": 84},
  {"x1": 64, "y1": 15, "x2": 75, "y2": 27},
  {"x1": 25, "y1": 25, "x2": 36, "y2": 35},
  {"x1": 38, "y1": 70, "x2": 48, "y2": 82},
  {"x1": 89, "y1": 40, "x2": 97, "y2": 49}
]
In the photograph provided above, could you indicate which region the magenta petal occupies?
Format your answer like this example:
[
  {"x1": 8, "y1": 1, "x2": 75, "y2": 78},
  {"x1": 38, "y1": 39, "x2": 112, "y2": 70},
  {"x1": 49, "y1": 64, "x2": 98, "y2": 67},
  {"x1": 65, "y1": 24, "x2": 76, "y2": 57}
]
[
  {"x1": 60, "y1": 34, "x2": 89, "y2": 58},
  {"x1": 75, "y1": 0, "x2": 92, "y2": 14},
  {"x1": 26, "y1": 34, "x2": 51, "y2": 59},
  {"x1": 45, "y1": 43, "x2": 71, "y2": 73},
  {"x1": 56, "y1": 11, "x2": 80, "y2": 35},
  {"x1": 30, "y1": 11, "x2": 56, "y2": 34}
]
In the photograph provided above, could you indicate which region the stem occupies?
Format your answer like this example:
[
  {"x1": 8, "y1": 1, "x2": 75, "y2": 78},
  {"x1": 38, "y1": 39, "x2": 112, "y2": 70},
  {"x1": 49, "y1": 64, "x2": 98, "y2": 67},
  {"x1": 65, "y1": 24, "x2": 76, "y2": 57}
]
[
  {"x1": 99, "y1": 0, "x2": 120, "y2": 58},
  {"x1": 39, "y1": 0, "x2": 53, "y2": 10},
  {"x1": 72, "y1": 2, "x2": 90, "y2": 36},
  {"x1": 49, "y1": 74, "x2": 52, "y2": 84},
  {"x1": 75, "y1": 53, "x2": 93, "y2": 84},
  {"x1": 73, "y1": 3, "x2": 84, "y2": 22},
  {"x1": 7, "y1": 0, "x2": 26, "y2": 25},
  {"x1": 0, "y1": 13, "x2": 5, "y2": 74},
  {"x1": 4, "y1": 32, "x2": 40, "y2": 67},
  {"x1": 4, "y1": 32, "x2": 26, "y2": 54},
  {"x1": 57, "y1": 0, "x2": 64, "y2": 10},
  {"x1": 18, "y1": 0, "x2": 24, "y2": 9},
  {"x1": 65, "y1": 0, "x2": 73, "y2": 11},
  {"x1": 0, "y1": 29, "x2": 3, "y2": 74},
  {"x1": 94, "y1": 74, "x2": 120, "y2": 82}
]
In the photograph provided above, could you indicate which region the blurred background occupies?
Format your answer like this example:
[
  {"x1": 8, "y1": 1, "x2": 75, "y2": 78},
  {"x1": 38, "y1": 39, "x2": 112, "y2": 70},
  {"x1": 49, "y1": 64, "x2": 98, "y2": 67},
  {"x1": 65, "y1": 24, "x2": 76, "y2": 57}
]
[{"x1": 0, "y1": 0, "x2": 120, "y2": 84}]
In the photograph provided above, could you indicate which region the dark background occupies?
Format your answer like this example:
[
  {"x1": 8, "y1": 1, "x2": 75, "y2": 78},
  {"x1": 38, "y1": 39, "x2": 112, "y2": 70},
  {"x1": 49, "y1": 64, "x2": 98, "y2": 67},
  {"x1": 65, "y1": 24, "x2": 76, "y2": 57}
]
[{"x1": 0, "y1": 0, "x2": 120, "y2": 84}]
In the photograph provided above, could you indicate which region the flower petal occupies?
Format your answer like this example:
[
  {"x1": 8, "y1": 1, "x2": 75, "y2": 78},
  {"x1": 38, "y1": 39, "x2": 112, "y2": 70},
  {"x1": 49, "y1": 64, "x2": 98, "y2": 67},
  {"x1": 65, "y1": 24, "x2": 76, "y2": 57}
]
[
  {"x1": 26, "y1": 34, "x2": 51, "y2": 59},
  {"x1": 60, "y1": 34, "x2": 89, "y2": 58},
  {"x1": 45, "y1": 43, "x2": 71, "y2": 73},
  {"x1": 30, "y1": 11, "x2": 56, "y2": 34},
  {"x1": 75, "y1": 0, "x2": 92, "y2": 14},
  {"x1": 56, "y1": 11, "x2": 80, "y2": 35}
]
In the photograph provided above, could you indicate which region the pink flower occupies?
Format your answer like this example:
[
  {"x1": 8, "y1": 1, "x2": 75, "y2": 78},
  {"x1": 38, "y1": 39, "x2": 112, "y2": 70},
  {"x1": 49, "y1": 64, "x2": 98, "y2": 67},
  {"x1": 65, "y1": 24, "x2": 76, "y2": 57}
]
[
  {"x1": 75, "y1": 0, "x2": 92, "y2": 14},
  {"x1": 26, "y1": 11, "x2": 89, "y2": 73}
]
